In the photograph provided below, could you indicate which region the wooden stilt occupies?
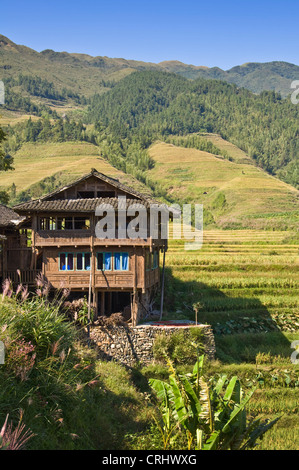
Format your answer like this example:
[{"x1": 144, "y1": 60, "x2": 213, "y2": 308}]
[
  {"x1": 101, "y1": 291, "x2": 105, "y2": 316},
  {"x1": 159, "y1": 247, "x2": 166, "y2": 321},
  {"x1": 108, "y1": 292, "x2": 112, "y2": 315}
]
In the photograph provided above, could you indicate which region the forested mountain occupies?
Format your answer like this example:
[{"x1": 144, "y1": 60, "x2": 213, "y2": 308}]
[
  {"x1": 86, "y1": 71, "x2": 299, "y2": 188},
  {"x1": 0, "y1": 35, "x2": 298, "y2": 191},
  {"x1": 1, "y1": 34, "x2": 298, "y2": 98},
  {"x1": 160, "y1": 61, "x2": 299, "y2": 97}
]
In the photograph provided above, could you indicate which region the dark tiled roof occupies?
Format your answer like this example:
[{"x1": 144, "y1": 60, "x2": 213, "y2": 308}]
[
  {"x1": 39, "y1": 168, "x2": 155, "y2": 203},
  {"x1": 0, "y1": 204, "x2": 24, "y2": 228},
  {"x1": 13, "y1": 168, "x2": 166, "y2": 214},
  {"x1": 14, "y1": 197, "x2": 170, "y2": 213}
]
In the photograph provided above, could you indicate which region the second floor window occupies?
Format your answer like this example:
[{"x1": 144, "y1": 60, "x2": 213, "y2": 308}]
[
  {"x1": 40, "y1": 217, "x2": 56, "y2": 230},
  {"x1": 152, "y1": 250, "x2": 159, "y2": 269},
  {"x1": 97, "y1": 252, "x2": 112, "y2": 271},
  {"x1": 59, "y1": 253, "x2": 74, "y2": 271},
  {"x1": 40, "y1": 216, "x2": 90, "y2": 231},
  {"x1": 77, "y1": 253, "x2": 91, "y2": 271},
  {"x1": 114, "y1": 252, "x2": 129, "y2": 271}
]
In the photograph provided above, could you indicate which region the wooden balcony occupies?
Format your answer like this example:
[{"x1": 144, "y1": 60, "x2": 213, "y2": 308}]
[
  {"x1": 35, "y1": 230, "x2": 163, "y2": 247},
  {"x1": 3, "y1": 270, "x2": 40, "y2": 285},
  {"x1": 35, "y1": 230, "x2": 92, "y2": 247},
  {"x1": 45, "y1": 271, "x2": 135, "y2": 290},
  {"x1": 44, "y1": 267, "x2": 160, "y2": 291}
]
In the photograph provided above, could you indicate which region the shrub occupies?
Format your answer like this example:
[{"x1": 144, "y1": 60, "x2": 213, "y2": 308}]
[
  {"x1": 4, "y1": 338, "x2": 36, "y2": 381},
  {"x1": 0, "y1": 293, "x2": 77, "y2": 359},
  {"x1": 63, "y1": 297, "x2": 94, "y2": 326},
  {"x1": 149, "y1": 354, "x2": 281, "y2": 450},
  {"x1": 153, "y1": 328, "x2": 204, "y2": 365}
]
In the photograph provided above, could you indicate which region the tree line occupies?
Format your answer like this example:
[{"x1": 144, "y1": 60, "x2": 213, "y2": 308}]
[
  {"x1": 86, "y1": 71, "x2": 299, "y2": 188},
  {"x1": 3, "y1": 75, "x2": 87, "y2": 105}
]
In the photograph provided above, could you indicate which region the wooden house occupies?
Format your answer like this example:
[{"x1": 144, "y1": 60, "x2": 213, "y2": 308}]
[
  {"x1": 0, "y1": 203, "x2": 32, "y2": 283},
  {"x1": 13, "y1": 169, "x2": 169, "y2": 325}
]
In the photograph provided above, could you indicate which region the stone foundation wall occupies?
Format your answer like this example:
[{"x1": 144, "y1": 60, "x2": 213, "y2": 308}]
[{"x1": 89, "y1": 324, "x2": 216, "y2": 366}]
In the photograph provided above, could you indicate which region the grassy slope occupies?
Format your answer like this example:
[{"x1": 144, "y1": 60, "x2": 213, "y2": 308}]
[
  {"x1": 0, "y1": 132, "x2": 297, "y2": 229},
  {"x1": 0, "y1": 141, "x2": 151, "y2": 198},
  {"x1": 147, "y1": 141, "x2": 299, "y2": 229}
]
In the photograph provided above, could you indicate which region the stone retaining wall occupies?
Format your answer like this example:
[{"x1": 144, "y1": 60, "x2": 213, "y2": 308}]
[{"x1": 89, "y1": 323, "x2": 216, "y2": 366}]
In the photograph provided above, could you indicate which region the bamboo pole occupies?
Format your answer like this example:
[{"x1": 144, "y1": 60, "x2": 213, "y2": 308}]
[
  {"x1": 159, "y1": 247, "x2": 166, "y2": 321},
  {"x1": 87, "y1": 265, "x2": 92, "y2": 346}
]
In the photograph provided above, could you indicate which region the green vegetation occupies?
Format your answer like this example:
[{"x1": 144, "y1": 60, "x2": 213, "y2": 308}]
[
  {"x1": 147, "y1": 142, "x2": 298, "y2": 230},
  {"x1": 149, "y1": 354, "x2": 280, "y2": 450},
  {"x1": 3, "y1": 75, "x2": 86, "y2": 105},
  {"x1": 152, "y1": 328, "x2": 204, "y2": 365},
  {"x1": 0, "y1": 141, "x2": 152, "y2": 205},
  {"x1": 1, "y1": 40, "x2": 298, "y2": 192},
  {"x1": 0, "y1": 286, "x2": 152, "y2": 450},
  {"x1": 86, "y1": 71, "x2": 299, "y2": 188},
  {"x1": 0, "y1": 229, "x2": 298, "y2": 450},
  {"x1": 0, "y1": 123, "x2": 13, "y2": 203},
  {"x1": 165, "y1": 134, "x2": 232, "y2": 160},
  {"x1": 0, "y1": 35, "x2": 298, "y2": 451},
  {"x1": 4, "y1": 116, "x2": 86, "y2": 153},
  {"x1": 1, "y1": 35, "x2": 298, "y2": 99},
  {"x1": 147, "y1": 230, "x2": 299, "y2": 449}
]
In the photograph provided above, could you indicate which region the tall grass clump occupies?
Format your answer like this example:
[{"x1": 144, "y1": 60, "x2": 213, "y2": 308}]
[
  {"x1": 0, "y1": 277, "x2": 76, "y2": 359},
  {"x1": 0, "y1": 279, "x2": 90, "y2": 449},
  {"x1": 0, "y1": 278, "x2": 152, "y2": 450}
]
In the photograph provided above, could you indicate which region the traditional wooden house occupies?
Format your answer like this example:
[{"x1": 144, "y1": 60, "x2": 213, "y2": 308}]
[
  {"x1": 0, "y1": 203, "x2": 32, "y2": 283},
  {"x1": 13, "y1": 169, "x2": 169, "y2": 325}
]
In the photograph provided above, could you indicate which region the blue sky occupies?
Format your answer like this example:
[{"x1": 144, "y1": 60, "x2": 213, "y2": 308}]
[{"x1": 1, "y1": 0, "x2": 298, "y2": 69}]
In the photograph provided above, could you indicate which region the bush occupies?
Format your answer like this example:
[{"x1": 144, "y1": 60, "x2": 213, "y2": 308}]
[
  {"x1": 0, "y1": 291, "x2": 77, "y2": 360},
  {"x1": 153, "y1": 328, "x2": 204, "y2": 365}
]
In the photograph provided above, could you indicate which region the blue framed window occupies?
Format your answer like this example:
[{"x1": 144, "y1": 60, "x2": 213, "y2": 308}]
[
  {"x1": 59, "y1": 253, "x2": 74, "y2": 271},
  {"x1": 114, "y1": 252, "x2": 129, "y2": 271},
  {"x1": 76, "y1": 252, "x2": 91, "y2": 271},
  {"x1": 152, "y1": 250, "x2": 159, "y2": 269},
  {"x1": 97, "y1": 252, "x2": 112, "y2": 271}
]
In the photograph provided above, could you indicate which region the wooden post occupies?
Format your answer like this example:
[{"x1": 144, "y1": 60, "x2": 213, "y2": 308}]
[
  {"x1": 131, "y1": 291, "x2": 138, "y2": 327},
  {"x1": 93, "y1": 288, "x2": 98, "y2": 319},
  {"x1": 3, "y1": 238, "x2": 7, "y2": 274},
  {"x1": 132, "y1": 251, "x2": 138, "y2": 326},
  {"x1": 87, "y1": 264, "x2": 92, "y2": 345},
  {"x1": 101, "y1": 291, "x2": 105, "y2": 316},
  {"x1": 87, "y1": 235, "x2": 94, "y2": 345},
  {"x1": 31, "y1": 215, "x2": 37, "y2": 271},
  {"x1": 108, "y1": 292, "x2": 112, "y2": 315},
  {"x1": 159, "y1": 247, "x2": 166, "y2": 321}
]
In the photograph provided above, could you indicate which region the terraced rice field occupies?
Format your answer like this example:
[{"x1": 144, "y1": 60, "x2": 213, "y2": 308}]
[
  {"x1": 165, "y1": 230, "x2": 299, "y2": 319},
  {"x1": 161, "y1": 229, "x2": 299, "y2": 449}
]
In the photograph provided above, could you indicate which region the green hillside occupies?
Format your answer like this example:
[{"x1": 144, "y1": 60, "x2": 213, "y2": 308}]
[
  {"x1": 1, "y1": 35, "x2": 298, "y2": 98},
  {"x1": 147, "y1": 141, "x2": 299, "y2": 230},
  {"x1": 0, "y1": 38, "x2": 298, "y2": 213},
  {"x1": 0, "y1": 141, "x2": 152, "y2": 204},
  {"x1": 86, "y1": 71, "x2": 299, "y2": 189},
  {"x1": 166, "y1": 61, "x2": 299, "y2": 97},
  {"x1": 0, "y1": 136, "x2": 297, "y2": 231}
]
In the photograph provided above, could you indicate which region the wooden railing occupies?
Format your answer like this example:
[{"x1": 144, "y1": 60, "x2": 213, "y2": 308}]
[
  {"x1": 35, "y1": 230, "x2": 156, "y2": 247},
  {"x1": 3, "y1": 270, "x2": 40, "y2": 285}
]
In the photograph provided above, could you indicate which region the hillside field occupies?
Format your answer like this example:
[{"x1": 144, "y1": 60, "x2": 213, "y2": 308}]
[
  {"x1": 147, "y1": 141, "x2": 299, "y2": 230},
  {"x1": 153, "y1": 229, "x2": 299, "y2": 450},
  {"x1": 0, "y1": 140, "x2": 151, "y2": 201},
  {"x1": 0, "y1": 131, "x2": 297, "y2": 230}
]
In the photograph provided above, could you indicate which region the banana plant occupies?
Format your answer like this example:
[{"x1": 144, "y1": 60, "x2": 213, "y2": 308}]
[{"x1": 149, "y1": 354, "x2": 280, "y2": 450}]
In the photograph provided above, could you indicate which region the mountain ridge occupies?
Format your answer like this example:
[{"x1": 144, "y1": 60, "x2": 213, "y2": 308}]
[{"x1": 1, "y1": 34, "x2": 298, "y2": 97}]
